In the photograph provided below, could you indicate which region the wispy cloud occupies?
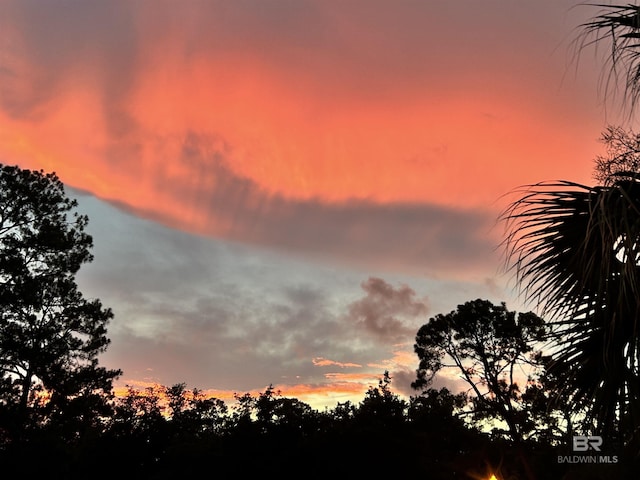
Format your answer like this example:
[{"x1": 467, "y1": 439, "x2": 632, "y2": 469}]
[{"x1": 312, "y1": 357, "x2": 362, "y2": 368}]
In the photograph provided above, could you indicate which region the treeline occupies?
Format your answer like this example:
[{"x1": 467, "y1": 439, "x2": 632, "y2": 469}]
[{"x1": 0, "y1": 375, "x2": 570, "y2": 480}]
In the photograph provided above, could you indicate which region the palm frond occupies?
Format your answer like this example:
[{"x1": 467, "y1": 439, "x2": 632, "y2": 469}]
[
  {"x1": 500, "y1": 179, "x2": 640, "y2": 435},
  {"x1": 574, "y1": 3, "x2": 640, "y2": 113}
]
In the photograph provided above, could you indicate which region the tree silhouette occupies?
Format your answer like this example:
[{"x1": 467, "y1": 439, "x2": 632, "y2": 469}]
[
  {"x1": 594, "y1": 126, "x2": 640, "y2": 185},
  {"x1": 0, "y1": 164, "x2": 120, "y2": 444},
  {"x1": 356, "y1": 371, "x2": 407, "y2": 431},
  {"x1": 412, "y1": 299, "x2": 549, "y2": 443},
  {"x1": 163, "y1": 383, "x2": 228, "y2": 438}
]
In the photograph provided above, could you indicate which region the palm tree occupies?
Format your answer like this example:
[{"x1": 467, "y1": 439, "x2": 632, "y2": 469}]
[
  {"x1": 575, "y1": 3, "x2": 640, "y2": 114},
  {"x1": 500, "y1": 175, "x2": 640, "y2": 452},
  {"x1": 498, "y1": 2, "x2": 640, "y2": 455}
]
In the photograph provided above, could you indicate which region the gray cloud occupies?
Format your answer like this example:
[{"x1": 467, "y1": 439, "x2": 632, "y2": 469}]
[
  {"x1": 388, "y1": 368, "x2": 418, "y2": 397},
  {"x1": 346, "y1": 277, "x2": 428, "y2": 342},
  {"x1": 101, "y1": 282, "x2": 383, "y2": 391},
  {"x1": 92, "y1": 131, "x2": 500, "y2": 278},
  {"x1": 69, "y1": 189, "x2": 518, "y2": 399},
  {"x1": 75, "y1": 193, "x2": 389, "y2": 389}
]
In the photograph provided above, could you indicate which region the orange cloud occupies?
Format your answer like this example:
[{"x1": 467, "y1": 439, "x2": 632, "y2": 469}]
[
  {"x1": 367, "y1": 349, "x2": 417, "y2": 370},
  {"x1": 312, "y1": 357, "x2": 362, "y2": 368},
  {"x1": 0, "y1": 1, "x2": 605, "y2": 277},
  {"x1": 1, "y1": 58, "x2": 598, "y2": 210}
]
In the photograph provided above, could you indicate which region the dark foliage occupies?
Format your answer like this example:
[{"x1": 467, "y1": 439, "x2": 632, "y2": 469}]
[
  {"x1": 412, "y1": 299, "x2": 555, "y2": 444},
  {"x1": 3, "y1": 372, "x2": 603, "y2": 479},
  {"x1": 501, "y1": 175, "x2": 640, "y2": 454},
  {"x1": 574, "y1": 3, "x2": 640, "y2": 115},
  {"x1": 0, "y1": 164, "x2": 120, "y2": 448}
]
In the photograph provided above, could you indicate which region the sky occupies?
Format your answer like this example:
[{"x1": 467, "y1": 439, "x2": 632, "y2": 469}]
[{"x1": 0, "y1": 0, "x2": 627, "y2": 408}]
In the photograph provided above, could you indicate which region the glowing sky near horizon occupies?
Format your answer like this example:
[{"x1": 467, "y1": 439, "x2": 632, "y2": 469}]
[{"x1": 0, "y1": 0, "x2": 624, "y2": 407}]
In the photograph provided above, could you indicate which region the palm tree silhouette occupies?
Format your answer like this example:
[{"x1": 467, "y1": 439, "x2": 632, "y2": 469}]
[
  {"x1": 576, "y1": 3, "x2": 640, "y2": 114},
  {"x1": 499, "y1": 3, "x2": 640, "y2": 456},
  {"x1": 501, "y1": 175, "x2": 640, "y2": 453}
]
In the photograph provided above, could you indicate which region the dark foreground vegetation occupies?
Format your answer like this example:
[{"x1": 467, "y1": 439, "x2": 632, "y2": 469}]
[{"x1": 0, "y1": 377, "x2": 626, "y2": 480}]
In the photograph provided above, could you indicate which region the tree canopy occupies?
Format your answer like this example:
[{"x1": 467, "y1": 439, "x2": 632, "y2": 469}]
[
  {"x1": 412, "y1": 299, "x2": 553, "y2": 443},
  {"x1": 0, "y1": 164, "x2": 120, "y2": 443}
]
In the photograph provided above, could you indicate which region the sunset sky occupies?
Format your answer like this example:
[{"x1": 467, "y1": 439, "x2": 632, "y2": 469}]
[{"x1": 0, "y1": 0, "x2": 626, "y2": 408}]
